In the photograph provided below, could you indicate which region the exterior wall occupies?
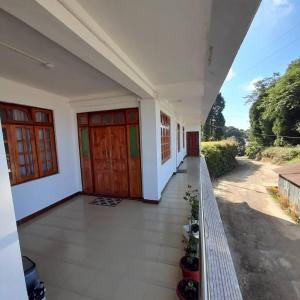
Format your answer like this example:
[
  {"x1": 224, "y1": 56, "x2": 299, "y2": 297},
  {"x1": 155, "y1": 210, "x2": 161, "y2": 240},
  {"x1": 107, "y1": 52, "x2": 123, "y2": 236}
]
[
  {"x1": 278, "y1": 176, "x2": 300, "y2": 214},
  {"x1": 157, "y1": 100, "x2": 187, "y2": 196},
  {"x1": 0, "y1": 120, "x2": 28, "y2": 300},
  {"x1": 0, "y1": 77, "x2": 81, "y2": 220}
]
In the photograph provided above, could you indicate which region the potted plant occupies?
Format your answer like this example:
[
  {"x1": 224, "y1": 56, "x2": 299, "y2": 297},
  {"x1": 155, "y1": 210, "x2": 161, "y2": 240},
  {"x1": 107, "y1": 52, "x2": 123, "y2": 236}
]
[
  {"x1": 183, "y1": 185, "x2": 199, "y2": 239},
  {"x1": 176, "y1": 279, "x2": 198, "y2": 300},
  {"x1": 180, "y1": 234, "x2": 200, "y2": 281}
]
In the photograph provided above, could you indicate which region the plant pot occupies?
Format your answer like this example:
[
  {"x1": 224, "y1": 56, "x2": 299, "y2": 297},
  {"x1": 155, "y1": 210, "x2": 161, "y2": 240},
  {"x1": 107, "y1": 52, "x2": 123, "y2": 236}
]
[
  {"x1": 176, "y1": 279, "x2": 198, "y2": 300},
  {"x1": 180, "y1": 256, "x2": 200, "y2": 282},
  {"x1": 182, "y1": 222, "x2": 199, "y2": 240}
]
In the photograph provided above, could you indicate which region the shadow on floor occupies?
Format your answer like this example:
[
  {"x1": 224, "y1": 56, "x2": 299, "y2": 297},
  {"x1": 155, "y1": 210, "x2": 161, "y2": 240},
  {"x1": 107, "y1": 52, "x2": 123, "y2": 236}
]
[{"x1": 217, "y1": 197, "x2": 300, "y2": 300}]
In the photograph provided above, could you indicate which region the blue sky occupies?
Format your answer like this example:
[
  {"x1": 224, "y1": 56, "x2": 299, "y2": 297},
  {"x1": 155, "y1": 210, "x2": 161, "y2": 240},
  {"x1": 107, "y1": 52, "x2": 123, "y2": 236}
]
[{"x1": 221, "y1": 0, "x2": 300, "y2": 129}]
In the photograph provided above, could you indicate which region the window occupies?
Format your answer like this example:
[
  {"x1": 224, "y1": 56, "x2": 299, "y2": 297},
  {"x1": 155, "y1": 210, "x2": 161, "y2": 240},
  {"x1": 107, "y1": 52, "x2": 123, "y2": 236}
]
[
  {"x1": 183, "y1": 127, "x2": 185, "y2": 148},
  {"x1": 160, "y1": 112, "x2": 171, "y2": 163},
  {"x1": 0, "y1": 102, "x2": 58, "y2": 185},
  {"x1": 177, "y1": 123, "x2": 180, "y2": 152}
]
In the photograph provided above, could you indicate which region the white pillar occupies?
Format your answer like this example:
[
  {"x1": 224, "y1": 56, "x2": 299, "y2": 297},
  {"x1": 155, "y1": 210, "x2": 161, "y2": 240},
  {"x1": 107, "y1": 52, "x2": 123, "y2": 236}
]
[
  {"x1": 0, "y1": 121, "x2": 28, "y2": 300},
  {"x1": 139, "y1": 99, "x2": 160, "y2": 201}
]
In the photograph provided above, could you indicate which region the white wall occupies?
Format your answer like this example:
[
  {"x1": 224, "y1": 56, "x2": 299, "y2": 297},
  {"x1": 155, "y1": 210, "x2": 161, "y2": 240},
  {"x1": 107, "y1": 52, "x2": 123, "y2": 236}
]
[
  {"x1": 0, "y1": 120, "x2": 28, "y2": 300},
  {"x1": 156, "y1": 100, "x2": 187, "y2": 197},
  {"x1": 0, "y1": 78, "x2": 81, "y2": 220}
]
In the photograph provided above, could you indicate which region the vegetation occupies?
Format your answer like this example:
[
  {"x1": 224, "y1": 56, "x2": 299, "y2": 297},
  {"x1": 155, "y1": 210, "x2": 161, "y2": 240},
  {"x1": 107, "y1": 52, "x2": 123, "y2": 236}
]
[
  {"x1": 267, "y1": 186, "x2": 300, "y2": 223},
  {"x1": 201, "y1": 140, "x2": 238, "y2": 178},
  {"x1": 246, "y1": 59, "x2": 300, "y2": 150},
  {"x1": 261, "y1": 146, "x2": 300, "y2": 164},
  {"x1": 203, "y1": 93, "x2": 225, "y2": 141},
  {"x1": 224, "y1": 126, "x2": 247, "y2": 155}
]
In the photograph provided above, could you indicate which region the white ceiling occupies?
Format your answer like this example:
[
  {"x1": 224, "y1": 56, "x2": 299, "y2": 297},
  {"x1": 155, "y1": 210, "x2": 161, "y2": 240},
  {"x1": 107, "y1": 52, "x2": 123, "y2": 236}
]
[
  {"x1": 76, "y1": 0, "x2": 209, "y2": 86},
  {"x1": 0, "y1": 9, "x2": 128, "y2": 98}
]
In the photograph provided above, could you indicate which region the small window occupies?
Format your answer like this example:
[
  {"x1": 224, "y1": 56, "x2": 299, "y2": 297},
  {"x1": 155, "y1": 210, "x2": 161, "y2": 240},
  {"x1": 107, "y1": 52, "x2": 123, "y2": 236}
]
[
  {"x1": 102, "y1": 112, "x2": 113, "y2": 125},
  {"x1": 160, "y1": 112, "x2": 171, "y2": 163},
  {"x1": 126, "y1": 109, "x2": 139, "y2": 124}
]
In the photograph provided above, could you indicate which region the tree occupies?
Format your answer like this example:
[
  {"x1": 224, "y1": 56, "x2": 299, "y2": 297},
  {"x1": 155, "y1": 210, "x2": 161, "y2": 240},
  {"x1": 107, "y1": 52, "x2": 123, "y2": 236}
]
[
  {"x1": 203, "y1": 93, "x2": 225, "y2": 141},
  {"x1": 247, "y1": 59, "x2": 300, "y2": 147},
  {"x1": 224, "y1": 126, "x2": 247, "y2": 155}
]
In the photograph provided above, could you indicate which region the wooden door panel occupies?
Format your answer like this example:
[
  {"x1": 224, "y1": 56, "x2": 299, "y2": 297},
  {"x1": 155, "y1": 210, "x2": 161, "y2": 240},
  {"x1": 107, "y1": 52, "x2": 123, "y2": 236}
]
[
  {"x1": 187, "y1": 131, "x2": 199, "y2": 156},
  {"x1": 110, "y1": 126, "x2": 129, "y2": 196},
  {"x1": 91, "y1": 127, "x2": 113, "y2": 194}
]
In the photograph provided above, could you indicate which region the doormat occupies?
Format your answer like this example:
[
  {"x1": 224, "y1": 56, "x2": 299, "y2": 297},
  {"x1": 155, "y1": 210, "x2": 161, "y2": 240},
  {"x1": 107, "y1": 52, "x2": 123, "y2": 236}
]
[
  {"x1": 90, "y1": 197, "x2": 122, "y2": 207},
  {"x1": 177, "y1": 169, "x2": 187, "y2": 174}
]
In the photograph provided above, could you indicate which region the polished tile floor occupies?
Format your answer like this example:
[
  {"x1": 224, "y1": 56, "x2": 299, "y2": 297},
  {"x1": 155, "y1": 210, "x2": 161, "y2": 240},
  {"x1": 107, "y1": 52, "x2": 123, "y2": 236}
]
[{"x1": 18, "y1": 159, "x2": 199, "y2": 300}]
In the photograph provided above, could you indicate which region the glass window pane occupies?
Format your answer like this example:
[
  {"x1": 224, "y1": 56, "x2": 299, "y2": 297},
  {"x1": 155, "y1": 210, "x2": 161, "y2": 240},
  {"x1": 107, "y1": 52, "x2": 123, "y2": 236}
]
[
  {"x1": 35, "y1": 111, "x2": 49, "y2": 123},
  {"x1": 114, "y1": 112, "x2": 125, "y2": 124},
  {"x1": 42, "y1": 162, "x2": 47, "y2": 172},
  {"x1": 39, "y1": 129, "x2": 44, "y2": 139},
  {"x1": 17, "y1": 142, "x2": 23, "y2": 153},
  {"x1": 46, "y1": 150, "x2": 52, "y2": 161},
  {"x1": 19, "y1": 166, "x2": 26, "y2": 177},
  {"x1": 40, "y1": 151, "x2": 46, "y2": 161},
  {"x1": 47, "y1": 161, "x2": 52, "y2": 170},
  {"x1": 11, "y1": 109, "x2": 29, "y2": 121},
  {"x1": 18, "y1": 154, "x2": 25, "y2": 164},
  {"x1": 102, "y1": 113, "x2": 112, "y2": 124},
  {"x1": 25, "y1": 128, "x2": 30, "y2": 141},
  {"x1": 39, "y1": 141, "x2": 45, "y2": 151},
  {"x1": 90, "y1": 114, "x2": 101, "y2": 125},
  {"x1": 16, "y1": 128, "x2": 22, "y2": 140},
  {"x1": 45, "y1": 129, "x2": 50, "y2": 140}
]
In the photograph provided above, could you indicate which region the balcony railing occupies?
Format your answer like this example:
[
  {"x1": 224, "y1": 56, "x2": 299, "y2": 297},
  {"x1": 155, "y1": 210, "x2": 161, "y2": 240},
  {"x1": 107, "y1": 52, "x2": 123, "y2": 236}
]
[{"x1": 199, "y1": 156, "x2": 243, "y2": 300}]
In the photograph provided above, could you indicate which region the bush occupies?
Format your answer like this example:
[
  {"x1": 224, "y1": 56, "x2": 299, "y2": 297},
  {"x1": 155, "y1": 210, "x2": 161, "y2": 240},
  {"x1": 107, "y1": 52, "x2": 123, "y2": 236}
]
[
  {"x1": 201, "y1": 140, "x2": 238, "y2": 178},
  {"x1": 245, "y1": 141, "x2": 264, "y2": 159},
  {"x1": 261, "y1": 145, "x2": 300, "y2": 164}
]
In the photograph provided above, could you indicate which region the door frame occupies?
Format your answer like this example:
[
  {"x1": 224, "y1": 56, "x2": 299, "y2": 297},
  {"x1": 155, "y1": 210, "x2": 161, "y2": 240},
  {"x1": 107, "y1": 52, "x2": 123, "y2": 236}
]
[
  {"x1": 186, "y1": 131, "x2": 200, "y2": 156},
  {"x1": 77, "y1": 108, "x2": 143, "y2": 198}
]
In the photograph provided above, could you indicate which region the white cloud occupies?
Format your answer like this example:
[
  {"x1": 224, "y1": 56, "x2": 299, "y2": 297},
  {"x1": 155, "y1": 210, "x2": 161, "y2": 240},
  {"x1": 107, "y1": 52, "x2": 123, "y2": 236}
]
[
  {"x1": 245, "y1": 77, "x2": 263, "y2": 92},
  {"x1": 225, "y1": 68, "x2": 235, "y2": 82}
]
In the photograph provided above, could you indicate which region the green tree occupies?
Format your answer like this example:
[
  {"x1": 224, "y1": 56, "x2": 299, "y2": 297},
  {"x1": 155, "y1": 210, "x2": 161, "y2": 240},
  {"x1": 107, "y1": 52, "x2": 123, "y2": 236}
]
[
  {"x1": 224, "y1": 126, "x2": 247, "y2": 155},
  {"x1": 246, "y1": 74, "x2": 279, "y2": 146},
  {"x1": 203, "y1": 93, "x2": 225, "y2": 141}
]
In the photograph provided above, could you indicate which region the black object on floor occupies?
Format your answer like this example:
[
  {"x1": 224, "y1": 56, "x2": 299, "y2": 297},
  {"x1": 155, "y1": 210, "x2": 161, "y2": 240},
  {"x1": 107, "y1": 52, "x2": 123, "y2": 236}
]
[
  {"x1": 22, "y1": 256, "x2": 46, "y2": 300},
  {"x1": 90, "y1": 197, "x2": 122, "y2": 207}
]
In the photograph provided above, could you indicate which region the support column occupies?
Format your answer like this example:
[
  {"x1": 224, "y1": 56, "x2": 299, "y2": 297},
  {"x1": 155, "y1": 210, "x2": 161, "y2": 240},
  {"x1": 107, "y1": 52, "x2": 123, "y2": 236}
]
[
  {"x1": 0, "y1": 121, "x2": 27, "y2": 300},
  {"x1": 139, "y1": 99, "x2": 160, "y2": 201}
]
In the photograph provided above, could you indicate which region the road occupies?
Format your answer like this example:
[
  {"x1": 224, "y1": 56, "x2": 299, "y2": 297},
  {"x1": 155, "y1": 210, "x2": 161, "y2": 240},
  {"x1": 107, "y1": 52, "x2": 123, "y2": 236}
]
[{"x1": 215, "y1": 158, "x2": 300, "y2": 300}]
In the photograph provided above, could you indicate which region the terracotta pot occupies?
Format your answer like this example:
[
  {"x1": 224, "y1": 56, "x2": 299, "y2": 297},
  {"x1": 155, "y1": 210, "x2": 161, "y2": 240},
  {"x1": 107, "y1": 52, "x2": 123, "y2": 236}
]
[
  {"x1": 176, "y1": 279, "x2": 198, "y2": 300},
  {"x1": 180, "y1": 256, "x2": 200, "y2": 282}
]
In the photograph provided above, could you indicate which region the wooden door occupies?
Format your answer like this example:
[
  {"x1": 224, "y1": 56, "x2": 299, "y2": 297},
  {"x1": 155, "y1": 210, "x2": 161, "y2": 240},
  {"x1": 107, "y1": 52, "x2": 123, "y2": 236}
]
[
  {"x1": 187, "y1": 131, "x2": 199, "y2": 156},
  {"x1": 91, "y1": 127, "x2": 113, "y2": 194},
  {"x1": 110, "y1": 126, "x2": 129, "y2": 196}
]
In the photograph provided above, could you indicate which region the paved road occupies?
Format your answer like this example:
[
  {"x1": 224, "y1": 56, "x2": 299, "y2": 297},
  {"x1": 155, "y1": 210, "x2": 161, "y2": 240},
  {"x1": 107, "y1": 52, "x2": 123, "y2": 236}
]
[{"x1": 215, "y1": 158, "x2": 300, "y2": 300}]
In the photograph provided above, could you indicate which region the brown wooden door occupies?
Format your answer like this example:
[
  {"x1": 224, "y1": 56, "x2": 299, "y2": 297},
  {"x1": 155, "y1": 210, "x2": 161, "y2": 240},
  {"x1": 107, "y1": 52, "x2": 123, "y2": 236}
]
[
  {"x1": 187, "y1": 131, "x2": 199, "y2": 156},
  {"x1": 110, "y1": 126, "x2": 129, "y2": 196},
  {"x1": 91, "y1": 126, "x2": 129, "y2": 196},
  {"x1": 78, "y1": 108, "x2": 142, "y2": 198},
  {"x1": 91, "y1": 127, "x2": 113, "y2": 194}
]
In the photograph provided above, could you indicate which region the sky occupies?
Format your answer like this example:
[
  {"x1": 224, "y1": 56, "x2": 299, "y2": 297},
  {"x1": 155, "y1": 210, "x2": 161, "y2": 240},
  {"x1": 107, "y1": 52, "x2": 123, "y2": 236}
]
[{"x1": 221, "y1": 0, "x2": 300, "y2": 130}]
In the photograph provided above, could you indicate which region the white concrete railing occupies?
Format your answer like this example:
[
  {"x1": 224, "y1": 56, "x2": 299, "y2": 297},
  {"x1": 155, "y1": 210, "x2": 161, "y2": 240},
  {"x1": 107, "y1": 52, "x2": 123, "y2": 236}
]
[{"x1": 199, "y1": 156, "x2": 243, "y2": 300}]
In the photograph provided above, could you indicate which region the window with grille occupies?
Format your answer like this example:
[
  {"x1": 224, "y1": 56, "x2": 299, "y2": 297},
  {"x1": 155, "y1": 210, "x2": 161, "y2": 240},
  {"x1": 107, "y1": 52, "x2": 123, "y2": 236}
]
[
  {"x1": 160, "y1": 112, "x2": 171, "y2": 163},
  {"x1": 0, "y1": 102, "x2": 58, "y2": 185}
]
